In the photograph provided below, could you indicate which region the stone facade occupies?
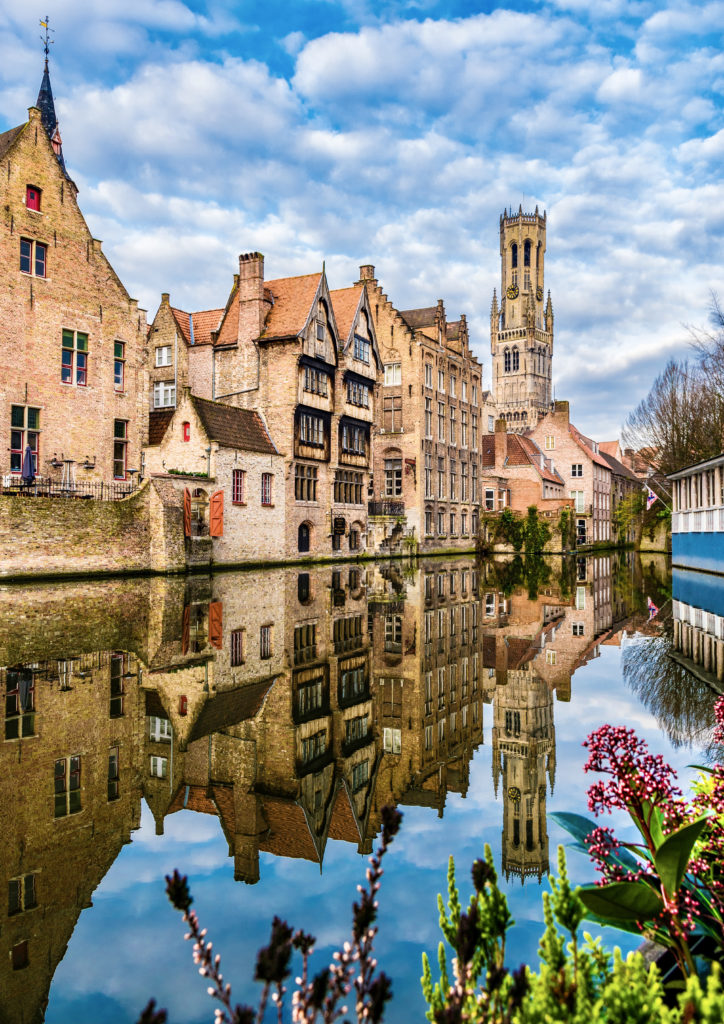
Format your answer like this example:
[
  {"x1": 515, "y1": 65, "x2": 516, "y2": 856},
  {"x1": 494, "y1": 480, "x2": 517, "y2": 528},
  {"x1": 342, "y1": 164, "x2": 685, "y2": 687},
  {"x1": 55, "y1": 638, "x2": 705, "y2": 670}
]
[
  {"x1": 361, "y1": 267, "x2": 484, "y2": 553},
  {"x1": 0, "y1": 85, "x2": 147, "y2": 488},
  {"x1": 490, "y1": 208, "x2": 553, "y2": 430}
]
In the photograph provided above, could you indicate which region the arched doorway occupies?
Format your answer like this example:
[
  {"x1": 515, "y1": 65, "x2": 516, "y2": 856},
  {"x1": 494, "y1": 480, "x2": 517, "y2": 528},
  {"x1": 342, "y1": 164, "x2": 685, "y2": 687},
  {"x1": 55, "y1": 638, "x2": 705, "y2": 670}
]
[{"x1": 298, "y1": 522, "x2": 311, "y2": 553}]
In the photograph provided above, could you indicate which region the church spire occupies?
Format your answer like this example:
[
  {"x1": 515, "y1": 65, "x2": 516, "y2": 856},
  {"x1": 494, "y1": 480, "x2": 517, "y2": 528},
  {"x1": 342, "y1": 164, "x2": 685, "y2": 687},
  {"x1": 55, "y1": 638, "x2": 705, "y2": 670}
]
[{"x1": 36, "y1": 16, "x2": 67, "y2": 174}]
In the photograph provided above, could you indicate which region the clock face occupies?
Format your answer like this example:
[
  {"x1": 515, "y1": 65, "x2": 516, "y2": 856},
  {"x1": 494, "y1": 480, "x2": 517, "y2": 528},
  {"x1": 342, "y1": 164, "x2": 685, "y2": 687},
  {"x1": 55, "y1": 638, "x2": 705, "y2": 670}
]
[
  {"x1": 507, "y1": 786, "x2": 521, "y2": 802},
  {"x1": 506, "y1": 284, "x2": 519, "y2": 300},
  {"x1": 536, "y1": 287, "x2": 543, "y2": 301}
]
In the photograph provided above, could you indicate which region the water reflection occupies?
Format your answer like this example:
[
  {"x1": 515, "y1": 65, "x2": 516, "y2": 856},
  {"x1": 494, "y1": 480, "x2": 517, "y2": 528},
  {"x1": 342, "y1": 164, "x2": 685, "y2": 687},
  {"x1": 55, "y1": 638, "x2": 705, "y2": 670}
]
[{"x1": 0, "y1": 552, "x2": 719, "y2": 1023}]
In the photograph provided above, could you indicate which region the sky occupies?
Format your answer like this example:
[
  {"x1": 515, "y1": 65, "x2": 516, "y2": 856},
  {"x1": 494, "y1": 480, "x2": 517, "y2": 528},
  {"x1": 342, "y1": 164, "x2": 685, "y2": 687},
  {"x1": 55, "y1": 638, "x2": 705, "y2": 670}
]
[{"x1": 1, "y1": 1, "x2": 723, "y2": 439}]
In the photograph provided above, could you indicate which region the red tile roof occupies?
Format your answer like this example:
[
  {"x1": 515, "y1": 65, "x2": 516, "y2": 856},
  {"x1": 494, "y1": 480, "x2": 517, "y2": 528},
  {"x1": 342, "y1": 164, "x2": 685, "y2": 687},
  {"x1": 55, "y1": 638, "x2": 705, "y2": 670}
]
[
  {"x1": 570, "y1": 425, "x2": 611, "y2": 468},
  {"x1": 170, "y1": 306, "x2": 224, "y2": 346},
  {"x1": 481, "y1": 432, "x2": 563, "y2": 484},
  {"x1": 330, "y1": 285, "x2": 363, "y2": 343},
  {"x1": 328, "y1": 784, "x2": 361, "y2": 843},
  {"x1": 262, "y1": 273, "x2": 321, "y2": 340},
  {"x1": 259, "y1": 797, "x2": 319, "y2": 862}
]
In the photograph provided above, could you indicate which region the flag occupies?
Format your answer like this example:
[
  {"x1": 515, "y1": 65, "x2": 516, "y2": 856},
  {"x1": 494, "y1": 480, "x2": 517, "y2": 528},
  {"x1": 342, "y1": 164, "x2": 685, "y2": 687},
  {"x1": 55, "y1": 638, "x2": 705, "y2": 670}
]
[
  {"x1": 647, "y1": 596, "x2": 659, "y2": 620},
  {"x1": 646, "y1": 486, "x2": 658, "y2": 510}
]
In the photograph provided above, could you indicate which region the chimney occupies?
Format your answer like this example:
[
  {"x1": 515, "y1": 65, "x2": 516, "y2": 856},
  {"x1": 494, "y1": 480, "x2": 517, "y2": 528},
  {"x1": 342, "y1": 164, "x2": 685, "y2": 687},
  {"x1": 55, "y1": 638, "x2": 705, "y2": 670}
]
[
  {"x1": 553, "y1": 400, "x2": 569, "y2": 424},
  {"x1": 238, "y1": 252, "x2": 265, "y2": 341},
  {"x1": 161, "y1": 292, "x2": 170, "y2": 305},
  {"x1": 494, "y1": 417, "x2": 507, "y2": 467},
  {"x1": 358, "y1": 264, "x2": 376, "y2": 282}
]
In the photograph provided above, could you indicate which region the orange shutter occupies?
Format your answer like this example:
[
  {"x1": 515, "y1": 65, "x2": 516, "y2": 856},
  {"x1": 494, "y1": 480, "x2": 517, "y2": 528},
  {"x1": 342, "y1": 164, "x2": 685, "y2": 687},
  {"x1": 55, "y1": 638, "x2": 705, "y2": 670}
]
[
  {"x1": 183, "y1": 488, "x2": 191, "y2": 537},
  {"x1": 209, "y1": 490, "x2": 224, "y2": 537},
  {"x1": 182, "y1": 605, "x2": 190, "y2": 654},
  {"x1": 208, "y1": 601, "x2": 223, "y2": 649}
]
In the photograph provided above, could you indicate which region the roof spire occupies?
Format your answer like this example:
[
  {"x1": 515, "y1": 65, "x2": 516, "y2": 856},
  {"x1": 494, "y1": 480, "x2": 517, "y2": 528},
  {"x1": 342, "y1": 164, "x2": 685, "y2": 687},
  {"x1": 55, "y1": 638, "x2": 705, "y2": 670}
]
[{"x1": 36, "y1": 16, "x2": 67, "y2": 174}]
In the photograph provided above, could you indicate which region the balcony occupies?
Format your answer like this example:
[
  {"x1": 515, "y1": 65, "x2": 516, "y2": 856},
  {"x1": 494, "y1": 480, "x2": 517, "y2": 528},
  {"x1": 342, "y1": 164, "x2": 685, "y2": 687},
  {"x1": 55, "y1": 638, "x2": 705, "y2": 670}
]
[{"x1": 368, "y1": 500, "x2": 405, "y2": 517}]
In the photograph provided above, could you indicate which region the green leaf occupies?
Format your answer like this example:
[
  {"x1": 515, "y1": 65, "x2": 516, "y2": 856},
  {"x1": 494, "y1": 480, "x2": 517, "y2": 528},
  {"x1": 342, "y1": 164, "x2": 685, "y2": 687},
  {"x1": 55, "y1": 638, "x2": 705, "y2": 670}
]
[
  {"x1": 687, "y1": 764, "x2": 715, "y2": 774},
  {"x1": 551, "y1": 812, "x2": 641, "y2": 872},
  {"x1": 640, "y1": 799, "x2": 665, "y2": 849},
  {"x1": 579, "y1": 881, "x2": 664, "y2": 922},
  {"x1": 654, "y1": 816, "x2": 710, "y2": 895}
]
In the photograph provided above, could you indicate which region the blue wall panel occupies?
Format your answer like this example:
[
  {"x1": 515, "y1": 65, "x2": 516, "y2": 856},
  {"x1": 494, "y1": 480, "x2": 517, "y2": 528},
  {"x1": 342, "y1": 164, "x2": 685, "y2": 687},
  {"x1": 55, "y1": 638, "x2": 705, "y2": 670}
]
[{"x1": 672, "y1": 532, "x2": 724, "y2": 577}]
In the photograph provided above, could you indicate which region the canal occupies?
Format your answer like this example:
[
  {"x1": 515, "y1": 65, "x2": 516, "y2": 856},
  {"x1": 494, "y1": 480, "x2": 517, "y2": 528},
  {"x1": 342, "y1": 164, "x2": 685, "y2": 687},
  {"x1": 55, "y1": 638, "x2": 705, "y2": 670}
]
[{"x1": 0, "y1": 552, "x2": 719, "y2": 1024}]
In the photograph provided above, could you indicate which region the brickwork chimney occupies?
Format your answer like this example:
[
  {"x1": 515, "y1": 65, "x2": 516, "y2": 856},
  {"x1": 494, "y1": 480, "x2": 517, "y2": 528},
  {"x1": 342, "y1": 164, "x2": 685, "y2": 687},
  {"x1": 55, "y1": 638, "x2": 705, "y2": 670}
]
[
  {"x1": 238, "y1": 252, "x2": 265, "y2": 341},
  {"x1": 358, "y1": 264, "x2": 376, "y2": 282},
  {"x1": 553, "y1": 399, "x2": 569, "y2": 424},
  {"x1": 494, "y1": 417, "x2": 508, "y2": 468}
]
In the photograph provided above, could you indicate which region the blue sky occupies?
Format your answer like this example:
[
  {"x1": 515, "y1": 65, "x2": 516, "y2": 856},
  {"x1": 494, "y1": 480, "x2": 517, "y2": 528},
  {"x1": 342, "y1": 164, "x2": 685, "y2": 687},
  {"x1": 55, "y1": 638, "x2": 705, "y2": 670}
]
[{"x1": 1, "y1": 1, "x2": 723, "y2": 438}]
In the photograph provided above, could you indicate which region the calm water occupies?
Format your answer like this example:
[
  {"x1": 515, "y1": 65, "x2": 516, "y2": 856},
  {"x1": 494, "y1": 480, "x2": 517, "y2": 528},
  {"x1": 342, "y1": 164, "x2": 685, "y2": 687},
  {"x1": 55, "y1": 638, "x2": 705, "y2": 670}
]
[{"x1": 0, "y1": 553, "x2": 719, "y2": 1024}]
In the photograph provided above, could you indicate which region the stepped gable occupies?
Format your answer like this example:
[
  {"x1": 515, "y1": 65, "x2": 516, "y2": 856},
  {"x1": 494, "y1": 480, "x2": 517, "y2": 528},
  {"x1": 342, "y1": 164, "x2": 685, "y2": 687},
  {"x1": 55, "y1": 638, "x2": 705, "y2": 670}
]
[
  {"x1": 262, "y1": 272, "x2": 321, "y2": 340},
  {"x1": 259, "y1": 797, "x2": 319, "y2": 862},
  {"x1": 148, "y1": 410, "x2": 174, "y2": 445},
  {"x1": 188, "y1": 679, "x2": 274, "y2": 742},
  {"x1": 189, "y1": 395, "x2": 278, "y2": 454}
]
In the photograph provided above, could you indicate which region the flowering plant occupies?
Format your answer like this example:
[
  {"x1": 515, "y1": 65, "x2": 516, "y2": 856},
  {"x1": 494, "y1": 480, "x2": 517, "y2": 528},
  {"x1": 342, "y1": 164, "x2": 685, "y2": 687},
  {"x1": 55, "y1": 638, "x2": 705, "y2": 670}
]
[{"x1": 552, "y1": 696, "x2": 724, "y2": 979}]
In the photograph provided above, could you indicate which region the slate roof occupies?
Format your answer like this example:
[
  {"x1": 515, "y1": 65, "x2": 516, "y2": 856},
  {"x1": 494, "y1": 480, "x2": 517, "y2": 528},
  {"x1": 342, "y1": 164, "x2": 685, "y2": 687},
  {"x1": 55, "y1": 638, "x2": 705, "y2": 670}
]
[
  {"x1": 599, "y1": 450, "x2": 640, "y2": 483},
  {"x1": 0, "y1": 124, "x2": 24, "y2": 162},
  {"x1": 446, "y1": 321, "x2": 461, "y2": 341},
  {"x1": 399, "y1": 306, "x2": 438, "y2": 330},
  {"x1": 330, "y1": 285, "x2": 362, "y2": 343},
  {"x1": 148, "y1": 410, "x2": 174, "y2": 446},
  {"x1": 188, "y1": 678, "x2": 274, "y2": 742},
  {"x1": 262, "y1": 273, "x2": 321, "y2": 340},
  {"x1": 190, "y1": 396, "x2": 278, "y2": 455}
]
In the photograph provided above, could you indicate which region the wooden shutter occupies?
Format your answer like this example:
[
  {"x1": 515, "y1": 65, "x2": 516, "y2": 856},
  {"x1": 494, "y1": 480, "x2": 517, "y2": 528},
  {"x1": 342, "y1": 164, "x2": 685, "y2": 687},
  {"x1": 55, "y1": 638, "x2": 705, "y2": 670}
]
[
  {"x1": 183, "y1": 488, "x2": 191, "y2": 537},
  {"x1": 208, "y1": 601, "x2": 223, "y2": 649},
  {"x1": 209, "y1": 490, "x2": 224, "y2": 537},
  {"x1": 182, "y1": 604, "x2": 190, "y2": 654}
]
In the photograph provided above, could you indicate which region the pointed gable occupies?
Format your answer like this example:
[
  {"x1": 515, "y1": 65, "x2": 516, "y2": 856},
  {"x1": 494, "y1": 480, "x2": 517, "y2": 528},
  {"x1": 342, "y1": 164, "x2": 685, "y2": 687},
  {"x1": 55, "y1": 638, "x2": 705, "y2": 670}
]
[
  {"x1": 330, "y1": 285, "x2": 363, "y2": 345},
  {"x1": 262, "y1": 272, "x2": 322, "y2": 340}
]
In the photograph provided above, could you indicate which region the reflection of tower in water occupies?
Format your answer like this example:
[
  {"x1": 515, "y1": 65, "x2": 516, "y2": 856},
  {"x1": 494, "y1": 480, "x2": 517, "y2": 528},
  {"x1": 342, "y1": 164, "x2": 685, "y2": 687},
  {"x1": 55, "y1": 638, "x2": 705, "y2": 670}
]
[{"x1": 492, "y1": 664, "x2": 555, "y2": 884}]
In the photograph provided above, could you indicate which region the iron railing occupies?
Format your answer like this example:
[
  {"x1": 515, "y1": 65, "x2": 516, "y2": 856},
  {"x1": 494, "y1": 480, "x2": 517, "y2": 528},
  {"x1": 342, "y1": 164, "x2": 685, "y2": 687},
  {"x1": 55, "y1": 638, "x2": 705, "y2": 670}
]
[
  {"x1": 0, "y1": 478, "x2": 140, "y2": 501},
  {"x1": 368, "y1": 500, "x2": 405, "y2": 517}
]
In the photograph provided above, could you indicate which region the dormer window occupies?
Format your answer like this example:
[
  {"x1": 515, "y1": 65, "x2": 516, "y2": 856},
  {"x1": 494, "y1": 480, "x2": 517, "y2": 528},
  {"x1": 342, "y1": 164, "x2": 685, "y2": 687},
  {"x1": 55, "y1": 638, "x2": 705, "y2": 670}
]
[{"x1": 26, "y1": 186, "x2": 41, "y2": 211}]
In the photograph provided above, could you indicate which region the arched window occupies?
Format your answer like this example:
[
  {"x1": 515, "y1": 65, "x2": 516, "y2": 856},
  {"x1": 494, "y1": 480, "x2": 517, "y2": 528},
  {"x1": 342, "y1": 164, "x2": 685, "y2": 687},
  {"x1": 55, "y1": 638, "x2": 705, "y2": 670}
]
[
  {"x1": 524, "y1": 240, "x2": 531, "y2": 267},
  {"x1": 298, "y1": 522, "x2": 311, "y2": 553},
  {"x1": 514, "y1": 411, "x2": 520, "y2": 421},
  {"x1": 512, "y1": 347, "x2": 519, "y2": 372},
  {"x1": 297, "y1": 572, "x2": 311, "y2": 603},
  {"x1": 522, "y1": 411, "x2": 527, "y2": 421},
  {"x1": 504, "y1": 348, "x2": 511, "y2": 373},
  {"x1": 511, "y1": 243, "x2": 518, "y2": 269},
  {"x1": 537, "y1": 242, "x2": 542, "y2": 268}
]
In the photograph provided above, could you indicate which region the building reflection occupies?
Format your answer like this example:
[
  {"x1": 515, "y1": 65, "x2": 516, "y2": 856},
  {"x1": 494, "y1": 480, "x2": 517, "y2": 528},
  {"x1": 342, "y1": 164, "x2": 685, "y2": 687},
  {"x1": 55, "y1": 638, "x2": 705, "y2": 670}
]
[{"x1": 0, "y1": 551, "x2": 688, "y2": 1023}]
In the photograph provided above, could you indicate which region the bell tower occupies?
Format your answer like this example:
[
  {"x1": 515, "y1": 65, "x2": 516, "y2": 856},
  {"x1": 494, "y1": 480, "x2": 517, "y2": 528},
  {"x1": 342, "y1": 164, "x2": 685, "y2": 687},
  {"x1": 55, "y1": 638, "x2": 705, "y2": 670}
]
[{"x1": 490, "y1": 207, "x2": 553, "y2": 432}]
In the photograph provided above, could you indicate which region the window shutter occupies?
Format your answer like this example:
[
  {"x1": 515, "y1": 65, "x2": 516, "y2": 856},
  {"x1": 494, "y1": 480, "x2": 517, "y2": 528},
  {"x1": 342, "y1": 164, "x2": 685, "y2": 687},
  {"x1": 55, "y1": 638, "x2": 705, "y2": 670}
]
[
  {"x1": 183, "y1": 488, "x2": 191, "y2": 537},
  {"x1": 182, "y1": 604, "x2": 190, "y2": 654},
  {"x1": 209, "y1": 490, "x2": 224, "y2": 537},
  {"x1": 208, "y1": 602, "x2": 223, "y2": 649}
]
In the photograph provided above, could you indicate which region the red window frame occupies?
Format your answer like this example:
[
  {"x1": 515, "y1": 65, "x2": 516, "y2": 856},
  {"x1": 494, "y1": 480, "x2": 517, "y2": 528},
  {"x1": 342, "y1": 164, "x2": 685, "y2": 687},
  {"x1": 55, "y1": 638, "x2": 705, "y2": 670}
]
[
  {"x1": 261, "y1": 473, "x2": 273, "y2": 506},
  {"x1": 113, "y1": 420, "x2": 128, "y2": 480},
  {"x1": 114, "y1": 341, "x2": 125, "y2": 392},
  {"x1": 62, "y1": 331, "x2": 88, "y2": 386},
  {"x1": 182, "y1": 421, "x2": 190, "y2": 442},
  {"x1": 9, "y1": 406, "x2": 39, "y2": 474},
  {"x1": 232, "y1": 468, "x2": 245, "y2": 504},
  {"x1": 26, "y1": 185, "x2": 41, "y2": 211}
]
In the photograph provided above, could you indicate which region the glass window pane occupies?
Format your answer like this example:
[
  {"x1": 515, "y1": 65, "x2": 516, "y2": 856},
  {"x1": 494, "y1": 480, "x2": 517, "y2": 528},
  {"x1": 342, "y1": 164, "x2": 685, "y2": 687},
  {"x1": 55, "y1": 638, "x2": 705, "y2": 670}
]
[
  {"x1": 76, "y1": 334, "x2": 88, "y2": 352},
  {"x1": 11, "y1": 406, "x2": 25, "y2": 428},
  {"x1": 20, "y1": 239, "x2": 31, "y2": 273},
  {"x1": 114, "y1": 341, "x2": 124, "y2": 358},
  {"x1": 35, "y1": 244, "x2": 46, "y2": 276},
  {"x1": 26, "y1": 408, "x2": 39, "y2": 430},
  {"x1": 62, "y1": 330, "x2": 74, "y2": 349}
]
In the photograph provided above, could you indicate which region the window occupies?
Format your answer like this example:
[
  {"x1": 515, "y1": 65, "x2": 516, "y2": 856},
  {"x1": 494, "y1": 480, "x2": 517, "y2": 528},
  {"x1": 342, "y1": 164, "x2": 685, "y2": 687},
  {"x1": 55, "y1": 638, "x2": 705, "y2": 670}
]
[
  {"x1": 20, "y1": 238, "x2": 46, "y2": 276},
  {"x1": 150, "y1": 756, "x2": 167, "y2": 778},
  {"x1": 383, "y1": 728, "x2": 401, "y2": 754},
  {"x1": 450, "y1": 461, "x2": 457, "y2": 500},
  {"x1": 261, "y1": 473, "x2": 273, "y2": 506},
  {"x1": 504, "y1": 348, "x2": 511, "y2": 373},
  {"x1": 545, "y1": 649, "x2": 557, "y2": 665},
  {"x1": 113, "y1": 420, "x2": 128, "y2": 479},
  {"x1": 12, "y1": 942, "x2": 29, "y2": 971},
  {"x1": 342, "y1": 423, "x2": 366, "y2": 455},
  {"x1": 461, "y1": 410, "x2": 468, "y2": 448},
  {"x1": 438, "y1": 458, "x2": 445, "y2": 499},
  {"x1": 424, "y1": 453, "x2": 433, "y2": 499},
  {"x1": 352, "y1": 760, "x2": 369, "y2": 791},
  {"x1": 301, "y1": 730, "x2": 327, "y2": 764},
  {"x1": 108, "y1": 746, "x2": 120, "y2": 801},
  {"x1": 297, "y1": 678, "x2": 324, "y2": 717},
  {"x1": 488, "y1": 415, "x2": 494, "y2": 432},
  {"x1": 260, "y1": 624, "x2": 273, "y2": 659},
  {"x1": 438, "y1": 369, "x2": 445, "y2": 392},
  {"x1": 295, "y1": 464, "x2": 317, "y2": 501},
  {"x1": 383, "y1": 395, "x2": 402, "y2": 431},
  {"x1": 334, "y1": 469, "x2": 364, "y2": 504},
  {"x1": 472, "y1": 383, "x2": 478, "y2": 405},
  {"x1": 572, "y1": 622, "x2": 584, "y2": 636},
  {"x1": 384, "y1": 458, "x2": 402, "y2": 496},
  {"x1": 570, "y1": 490, "x2": 585, "y2": 513},
  {"x1": 449, "y1": 407, "x2": 456, "y2": 445},
  {"x1": 384, "y1": 614, "x2": 402, "y2": 653},
  {"x1": 110, "y1": 654, "x2": 124, "y2": 718},
  {"x1": 8, "y1": 874, "x2": 36, "y2": 916},
  {"x1": 347, "y1": 379, "x2": 369, "y2": 407},
  {"x1": 9, "y1": 406, "x2": 39, "y2": 475},
  {"x1": 182, "y1": 421, "x2": 191, "y2": 442},
  {"x1": 485, "y1": 488, "x2": 495, "y2": 511},
  {"x1": 353, "y1": 335, "x2": 370, "y2": 363},
  {"x1": 425, "y1": 509, "x2": 433, "y2": 535},
  {"x1": 544, "y1": 435, "x2": 555, "y2": 450},
  {"x1": 300, "y1": 412, "x2": 324, "y2": 446},
  {"x1": 424, "y1": 397, "x2": 432, "y2": 438},
  {"x1": 462, "y1": 381, "x2": 467, "y2": 402},
  {"x1": 438, "y1": 402, "x2": 445, "y2": 441},
  {"x1": 114, "y1": 341, "x2": 125, "y2": 391},
  {"x1": 576, "y1": 587, "x2": 586, "y2": 611},
  {"x1": 512, "y1": 347, "x2": 519, "y2": 371},
  {"x1": 153, "y1": 380, "x2": 176, "y2": 408},
  {"x1": 26, "y1": 185, "x2": 41, "y2": 210},
  {"x1": 231, "y1": 628, "x2": 245, "y2": 666},
  {"x1": 472, "y1": 413, "x2": 478, "y2": 450},
  {"x1": 384, "y1": 362, "x2": 401, "y2": 386},
  {"x1": 511, "y1": 242, "x2": 518, "y2": 268},
  {"x1": 54, "y1": 756, "x2": 81, "y2": 817},
  {"x1": 5, "y1": 668, "x2": 35, "y2": 739},
  {"x1": 346, "y1": 715, "x2": 369, "y2": 744},
  {"x1": 155, "y1": 345, "x2": 172, "y2": 367},
  {"x1": 303, "y1": 365, "x2": 328, "y2": 396},
  {"x1": 425, "y1": 362, "x2": 433, "y2": 387},
  {"x1": 450, "y1": 512, "x2": 456, "y2": 534},
  {"x1": 149, "y1": 716, "x2": 171, "y2": 742},
  {"x1": 61, "y1": 329, "x2": 88, "y2": 385},
  {"x1": 461, "y1": 462, "x2": 468, "y2": 501},
  {"x1": 437, "y1": 510, "x2": 445, "y2": 534},
  {"x1": 571, "y1": 464, "x2": 583, "y2": 477},
  {"x1": 450, "y1": 375, "x2": 456, "y2": 398},
  {"x1": 294, "y1": 624, "x2": 317, "y2": 665}
]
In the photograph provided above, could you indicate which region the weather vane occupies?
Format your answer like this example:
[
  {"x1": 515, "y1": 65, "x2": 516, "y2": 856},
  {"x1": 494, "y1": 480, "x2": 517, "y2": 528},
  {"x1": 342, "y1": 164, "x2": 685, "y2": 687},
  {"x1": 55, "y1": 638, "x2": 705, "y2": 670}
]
[{"x1": 39, "y1": 15, "x2": 54, "y2": 68}]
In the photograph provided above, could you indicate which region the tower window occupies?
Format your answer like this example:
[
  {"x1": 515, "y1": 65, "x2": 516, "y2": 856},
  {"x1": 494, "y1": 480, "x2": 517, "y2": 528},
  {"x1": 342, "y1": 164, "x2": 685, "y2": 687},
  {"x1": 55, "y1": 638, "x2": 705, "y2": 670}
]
[
  {"x1": 26, "y1": 186, "x2": 41, "y2": 211},
  {"x1": 504, "y1": 348, "x2": 511, "y2": 373},
  {"x1": 512, "y1": 347, "x2": 519, "y2": 372},
  {"x1": 511, "y1": 243, "x2": 518, "y2": 269},
  {"x1": 524, "y1": 240, "x2": 531, "y2": 267}
]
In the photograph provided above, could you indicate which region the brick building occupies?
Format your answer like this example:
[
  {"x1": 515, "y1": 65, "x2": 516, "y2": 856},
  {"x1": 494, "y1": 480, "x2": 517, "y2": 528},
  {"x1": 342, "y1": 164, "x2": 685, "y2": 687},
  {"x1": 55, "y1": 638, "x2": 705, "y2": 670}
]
[
  {"x1": 147, "y1": 293, "x2": 220, "y2": 409},
  {"x1": 528, "y1": 401, "x2": 612, "y2": 544},
  {"x1": 360, "y1": 267, "x2": 485, "y2": 553},
  {"x1": 490, "y1": 208, "x2": 554, "y2": 431},
  {"x1": 0, "y1": 62, "x2": 147, "y2": 487},
  {"x1": 482, "y1": 418, "x2": 566, "y2": 513}
]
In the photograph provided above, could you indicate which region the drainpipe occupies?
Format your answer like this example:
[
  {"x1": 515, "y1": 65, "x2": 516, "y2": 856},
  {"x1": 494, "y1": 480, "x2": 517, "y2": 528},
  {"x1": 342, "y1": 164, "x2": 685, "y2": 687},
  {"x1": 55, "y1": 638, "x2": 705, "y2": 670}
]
[{"x1": 174, "y1": 332, "x2": 178, "y2": 407}]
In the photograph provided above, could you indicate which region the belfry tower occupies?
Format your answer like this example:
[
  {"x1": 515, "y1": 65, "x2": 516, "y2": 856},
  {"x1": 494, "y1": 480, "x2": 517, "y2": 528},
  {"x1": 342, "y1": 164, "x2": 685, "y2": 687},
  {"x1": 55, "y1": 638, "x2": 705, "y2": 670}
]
[{"x1": 490, "y1": 207, "x2": 553, "y2": 431}]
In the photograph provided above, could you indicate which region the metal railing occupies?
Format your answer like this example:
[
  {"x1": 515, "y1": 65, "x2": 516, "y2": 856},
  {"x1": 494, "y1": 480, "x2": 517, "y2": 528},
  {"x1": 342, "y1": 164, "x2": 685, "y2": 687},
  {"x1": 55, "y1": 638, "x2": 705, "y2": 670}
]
[
  {"x1": 0, "y1": 477, "x2": 139, "y2": 501},
  {"x1": 368, "y1": 500, "x2": 405, "y2": 517}
]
